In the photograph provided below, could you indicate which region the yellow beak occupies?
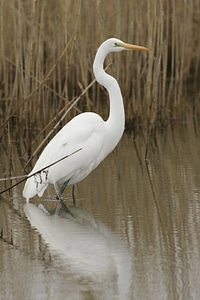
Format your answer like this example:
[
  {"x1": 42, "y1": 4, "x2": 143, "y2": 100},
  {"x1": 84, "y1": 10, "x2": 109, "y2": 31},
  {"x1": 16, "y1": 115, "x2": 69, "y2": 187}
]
[{"x1": 117, "y1": 42, "x2": 148, "y2": 52}]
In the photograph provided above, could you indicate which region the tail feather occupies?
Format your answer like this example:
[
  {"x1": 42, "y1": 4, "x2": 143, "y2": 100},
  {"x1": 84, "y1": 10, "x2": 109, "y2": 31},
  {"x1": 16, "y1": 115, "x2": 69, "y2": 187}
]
[{"x1": 23, "y1": 173, "x2": 48, "y2": 199}]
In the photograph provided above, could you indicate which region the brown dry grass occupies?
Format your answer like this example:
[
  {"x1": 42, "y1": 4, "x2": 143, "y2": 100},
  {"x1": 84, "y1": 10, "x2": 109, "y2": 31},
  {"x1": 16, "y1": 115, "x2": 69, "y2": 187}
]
[{"x1": 0, "y1": 0, "x2": 199, "y2": 141}]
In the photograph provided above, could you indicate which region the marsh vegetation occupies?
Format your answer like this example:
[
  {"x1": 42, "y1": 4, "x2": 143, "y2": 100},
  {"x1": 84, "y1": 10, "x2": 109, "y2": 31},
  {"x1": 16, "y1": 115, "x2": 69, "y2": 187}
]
[
  {"x1": 0, "y1": 0, "x2": 199, "y2": 140},
  {"x1": 0, "y1": 3, "x2": 200, "y2": 298}
]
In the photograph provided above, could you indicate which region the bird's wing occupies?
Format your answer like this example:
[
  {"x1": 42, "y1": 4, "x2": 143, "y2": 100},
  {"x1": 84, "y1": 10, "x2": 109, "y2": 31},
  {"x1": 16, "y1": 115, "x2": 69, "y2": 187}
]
[
  {"x1": 23, "y1": 112, "x2": 106, "y2": 198},
  {"x1": 45, "y1": 112, "x2": 107, "y2": 183},
  {"x1": 34, "y1": 112, "x2": 105, "y2": 170}
]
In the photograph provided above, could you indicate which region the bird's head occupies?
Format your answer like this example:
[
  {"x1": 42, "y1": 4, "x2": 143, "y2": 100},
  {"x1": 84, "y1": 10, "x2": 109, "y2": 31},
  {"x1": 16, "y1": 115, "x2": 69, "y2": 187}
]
[{"x1": 101, "y1": 38, "x2": 148, "y2": 54}]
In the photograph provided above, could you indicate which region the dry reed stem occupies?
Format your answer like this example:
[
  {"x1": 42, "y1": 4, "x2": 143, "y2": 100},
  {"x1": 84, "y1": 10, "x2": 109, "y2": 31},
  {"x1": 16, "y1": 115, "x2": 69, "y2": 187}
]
[
  {"x1": 0, "y1": 0, "x2": 199, "y2": 140},
  {"x1": 0, "y1": 148, "x2": 82, "y2": 195}
]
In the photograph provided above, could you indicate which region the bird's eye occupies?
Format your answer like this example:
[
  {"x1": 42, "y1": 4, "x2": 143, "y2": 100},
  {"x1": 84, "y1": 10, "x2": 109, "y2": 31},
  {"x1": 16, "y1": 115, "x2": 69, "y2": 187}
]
[{"x1": 114, "y1": 43, "x2": 118, "y2": 47}]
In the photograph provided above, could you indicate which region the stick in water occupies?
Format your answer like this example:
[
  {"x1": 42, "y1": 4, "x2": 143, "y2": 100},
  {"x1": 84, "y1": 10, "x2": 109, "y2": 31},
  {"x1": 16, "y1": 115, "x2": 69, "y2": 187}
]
[{"x1": 0, "y1": 148, "x2": 82, "y2": 195}]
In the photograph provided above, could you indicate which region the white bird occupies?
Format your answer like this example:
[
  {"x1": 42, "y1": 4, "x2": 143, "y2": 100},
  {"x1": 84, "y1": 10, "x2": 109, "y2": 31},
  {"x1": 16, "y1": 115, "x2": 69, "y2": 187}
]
[{"x1": 23, "y1": 38, "x2": 148, "y2": 208}]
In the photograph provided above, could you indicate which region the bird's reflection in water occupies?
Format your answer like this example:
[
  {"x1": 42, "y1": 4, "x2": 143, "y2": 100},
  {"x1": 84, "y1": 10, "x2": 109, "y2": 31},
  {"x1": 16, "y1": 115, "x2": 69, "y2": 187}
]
[{"x1": 24, "y1": 203, "x2": 132, "y2": 299}]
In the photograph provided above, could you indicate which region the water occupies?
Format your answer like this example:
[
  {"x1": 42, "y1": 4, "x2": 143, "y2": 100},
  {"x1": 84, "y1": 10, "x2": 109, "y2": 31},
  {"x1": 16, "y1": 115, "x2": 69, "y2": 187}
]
[{"x1": 0, "y1": 117, "x2": 200, "y2": 299}]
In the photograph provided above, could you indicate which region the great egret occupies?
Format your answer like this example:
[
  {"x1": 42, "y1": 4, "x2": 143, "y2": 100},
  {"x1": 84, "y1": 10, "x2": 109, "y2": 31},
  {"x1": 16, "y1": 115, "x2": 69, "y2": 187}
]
[{"x1": 23, "y1": 38, "x2": 148, "y2": 208}]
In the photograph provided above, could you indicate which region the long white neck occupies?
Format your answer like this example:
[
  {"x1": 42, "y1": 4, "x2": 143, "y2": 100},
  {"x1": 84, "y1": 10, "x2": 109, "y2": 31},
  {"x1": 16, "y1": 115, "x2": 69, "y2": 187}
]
[{"x1": 93, "y1": 45, "x2": 125, "y2": 150}]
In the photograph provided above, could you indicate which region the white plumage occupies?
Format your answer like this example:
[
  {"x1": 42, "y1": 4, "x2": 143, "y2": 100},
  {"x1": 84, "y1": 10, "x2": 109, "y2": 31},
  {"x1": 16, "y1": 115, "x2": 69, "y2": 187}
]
[{"x1": 23, "y1": 38, "x2": 148, "y2": 201}]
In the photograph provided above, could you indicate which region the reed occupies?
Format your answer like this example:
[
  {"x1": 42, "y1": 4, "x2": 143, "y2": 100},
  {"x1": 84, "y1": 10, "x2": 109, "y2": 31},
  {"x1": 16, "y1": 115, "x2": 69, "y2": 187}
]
[{"x1": 0, "y1": 0, "x2": 199, "y2": 141}]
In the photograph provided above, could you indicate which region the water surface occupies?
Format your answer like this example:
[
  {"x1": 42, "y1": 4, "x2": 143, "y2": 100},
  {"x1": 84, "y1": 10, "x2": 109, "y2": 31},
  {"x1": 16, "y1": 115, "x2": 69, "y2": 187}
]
[{"x1": 0, "y1": 117, "x2": 200, "y2": 299}]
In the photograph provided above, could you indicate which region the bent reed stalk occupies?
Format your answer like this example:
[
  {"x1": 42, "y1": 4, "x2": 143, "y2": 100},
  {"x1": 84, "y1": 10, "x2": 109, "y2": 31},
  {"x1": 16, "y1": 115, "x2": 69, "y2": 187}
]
[{"x1": 0, "y1": 0, "x2": 199, "y2": 141}]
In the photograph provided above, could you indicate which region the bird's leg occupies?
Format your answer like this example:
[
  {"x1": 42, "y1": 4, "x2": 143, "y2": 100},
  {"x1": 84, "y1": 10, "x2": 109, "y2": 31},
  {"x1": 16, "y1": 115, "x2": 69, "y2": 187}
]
[
  {"x1": 54, "y1": 181, "x2": 71, "y2": 214},
  {"x1": 58, "y1": 197, "x2": 72, "y2": 215},
  {"x1": 72, "y1": 184, "x2": 76, "y2": 206},
  {"x1": 56, "y1": 181, "x2": 69, "y2": 200}
]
